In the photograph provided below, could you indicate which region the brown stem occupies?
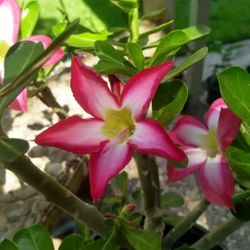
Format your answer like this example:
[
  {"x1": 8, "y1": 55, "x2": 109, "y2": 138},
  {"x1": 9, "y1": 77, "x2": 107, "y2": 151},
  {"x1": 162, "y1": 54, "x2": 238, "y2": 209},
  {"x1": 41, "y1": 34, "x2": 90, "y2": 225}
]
[
  {"x1": 134, "y1": 153, "x2": 163, "y2": 232},
  {"x1": 37, "y1": 86, "x2": 67, "y2": 120},
  {"x1": 5, "y1": 155, "x2": 110, "y2": 236}
]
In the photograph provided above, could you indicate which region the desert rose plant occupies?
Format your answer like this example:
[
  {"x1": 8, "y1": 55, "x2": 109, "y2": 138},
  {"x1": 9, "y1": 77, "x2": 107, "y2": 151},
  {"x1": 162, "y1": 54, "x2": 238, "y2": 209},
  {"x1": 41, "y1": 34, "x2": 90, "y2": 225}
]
[{"x1": 0, "y1": 0, "x2": 250, "y2": 249}]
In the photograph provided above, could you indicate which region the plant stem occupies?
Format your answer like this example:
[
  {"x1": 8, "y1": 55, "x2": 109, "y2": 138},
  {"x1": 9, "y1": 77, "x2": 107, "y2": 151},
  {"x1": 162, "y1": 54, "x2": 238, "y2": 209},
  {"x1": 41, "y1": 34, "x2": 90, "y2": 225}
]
[
  {"x1": 5, "y1": 155, "x2": 110, "y2": 236},
  {"x1": 134, "y1": 153, "x2": 163, "y2": 232},
  {"x1": 162, "y1": 198, "x2": 210, "y2": 249},
  {"x1": 192, "y1": 217, "x2": 244, "y2": 250},
  {"x1": 37, "y1": 86, "x2": 67, "y2": 120},
  {"x1": 128, "y1": 8, "x2": 139, "y2": 43}
]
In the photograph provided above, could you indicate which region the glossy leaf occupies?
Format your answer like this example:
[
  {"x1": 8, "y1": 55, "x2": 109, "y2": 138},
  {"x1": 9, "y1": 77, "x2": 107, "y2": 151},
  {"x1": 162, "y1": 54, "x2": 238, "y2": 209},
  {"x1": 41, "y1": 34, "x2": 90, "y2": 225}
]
[
  {"x1": 110, "y1": 0, "x2": 138, "y2": 13},
  {"x1": 227, "y1": 147, "x2": 250, "y2": 188},
  {"x1": 52, "y1": 21, "x2": 67, "y2": 37},
  {"x1": 218, "y1": 66, "x2": 250, "y2": 125},
  {"x1": 94, "y1": 41, "x2": 136, "y2": 76},
  {"x1": 0, "y1": 138, "x2": 29, "y2": 163},
  {"x1": 161, "y1": 191, "x2": 184, "y2": 209},
  {"x1": 67, "y1": 31, "x2": 109, "y2": 48},
  {"x1": 150, "y1": 30, "x2": 189, "y2": 66},
  {"x1": 182, "y1": 25, "x2": 210, "y2": 40},
  {"x1": 153, "y1": 80, "x2": 188, "y2": 125},
  {"x1": 124, "y1": 228, "x2": 161, "y2": 250},
  {"x1": 232, "y1": 190, "x2": 250, "y2": 221},
  {"x1": 0, "y1": 239, "x2": 18, "y2": 250},
  {"x1": 13, "y1": 224, "x2": 54, "y2": 250},
  {"x1": 81, "y1": 239, "x2": 106, "y2": 250},
  {"x1": 127, "y1": 43, "x2": 144, "y2": 70},
  {"x1": 59, "y1": 234, "x2": 85, "y2": 250},
  {"x1": 21, "y1": 0, "x2": 40, "y2": 38},
  {"x1": 0, "y1": 41, "x2": 44, "y2": 114},
  {"x1": 164, "y1": 47, "x2": 208, "y2": 81}
]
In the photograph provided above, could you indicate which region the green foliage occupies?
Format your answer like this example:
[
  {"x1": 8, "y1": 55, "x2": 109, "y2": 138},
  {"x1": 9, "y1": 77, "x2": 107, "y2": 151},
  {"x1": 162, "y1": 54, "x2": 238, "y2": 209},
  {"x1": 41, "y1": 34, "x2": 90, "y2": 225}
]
[
  {"x1": 13, "y1": 224, "x2": 54, "y2": 250},
  {"x1": 218, "y1": 66, "x2": 250, "y2": 126},
  {"x1": 124, "y1": 228, "x2": 161, "y2": 250},
  {"x1": 21, "y1": 0, "x2": 40, "y2": 38},
  {"x1": 0, "y1": 240, "x2": 18, "y2": 250},
  {"x1": 232, "y1": 190, "x2": 250, "y2": 221},
  {"x1": 161, "y1": 192, "x2": 184, "y2": 209},
  {"x1": 0, "y1": 138, "x2": 29, "y2": 163},
  {"x1": 127, "y1": 43, "x2": 144, "y2": 70},
  {"x1": 59, "y1": 234, "x2": 85, "y2": 250},
  {"x1": 94, "y1": 41, "x2": 136, "y2": 76},
  {"x1": 109, "y1": 0, "x2": 138, "y2": 13},
  {"x1": 153, "y1": 80, "x2": 188, "y2": 126},
  {"x1": 227, "y1": 147, "x2": 250, "y2": 188}
]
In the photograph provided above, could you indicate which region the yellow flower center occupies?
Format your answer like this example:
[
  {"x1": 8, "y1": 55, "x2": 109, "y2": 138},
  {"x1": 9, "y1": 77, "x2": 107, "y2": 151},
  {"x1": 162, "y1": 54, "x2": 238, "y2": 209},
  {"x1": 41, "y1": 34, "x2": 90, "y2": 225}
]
[
  {"x1": 102, "y1": 108, "x2": 135, "y2": 143},
  {"x1": 0, "y1": 40, "x2": 9, "y2": 63},
  {"x1": 201, "y1": 130, "x2": 218, "y2": 157}
]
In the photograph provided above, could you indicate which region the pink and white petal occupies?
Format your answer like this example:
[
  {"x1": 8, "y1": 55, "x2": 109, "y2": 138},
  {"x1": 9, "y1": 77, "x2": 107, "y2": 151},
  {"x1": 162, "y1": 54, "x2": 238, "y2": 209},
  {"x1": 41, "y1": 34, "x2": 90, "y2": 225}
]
[
  {"x1": 167, "y1": 148, "x2": 207, "y2": 181},
  {"x1": 205, "y1": 98, "x2": 227, "y2": 131},
  {"x1": 197, "y1": 155, "x2": 234, "y2": 208},
  {"x1": 217, "y1": 108, "x2": 241, "y2": 152},
  {"x1": 121, "y1": 61, "x2": 173, "y2": 120},
  {"x1": 9, "y1": 88, "x2": 27, "y2": 112},
  {"x1": 172, "y1": 116, "x2": 208, "y2": 147},
  {"x1": 89, "y1": 141, "x2": 132, "y2": 199},
  {"x1": 129, "y1": 118, "x2": 186, "y2": 162},
  {"x1": 71, "y1": 57, "x2": 119, "y2": 119},
  {"x1": 35, "y1": 116, "x2": 107, "y2": 154},
  {"x1": 23, "y1": 35, "x2": 64, "y2": 67},
  {"x1": 0, "y1": 0, "x2": 20, "y2": 45}
]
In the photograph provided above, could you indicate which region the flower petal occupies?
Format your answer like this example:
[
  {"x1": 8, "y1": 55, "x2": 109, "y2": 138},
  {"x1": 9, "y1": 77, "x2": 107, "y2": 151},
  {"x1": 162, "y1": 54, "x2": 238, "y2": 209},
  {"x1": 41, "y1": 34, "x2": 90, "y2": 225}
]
[
  {"x1": 71, "y1": 57, "x2": 119, "y2": 119},
  {"x1": 172, "y1": 116, "x2": 208, "y2": 147},
  {"x1": 129, "y1": 118, "x2": 186, "y2": 162},
  {"x1": 35, "y1": 116, "x2": 107, "y2": 154},
  {"x1": 167, "y1": 148, "x2": 207, "y2": 181},
  {"x1": 90, "y1": 141, "x2": 132, "y2": 199},
  {"x1": 9, "y1": 88, "x2": 27, "y2": 111},
  {"x1": 121, "y1": 61, "x2": 173, "y2": 120},
  {"x1": 197, "y1": 155, "x2": 234, "y2": 208},
  {"x1": 0, "y1": 0, "x2": 20, "y2": 44},
  {"x1": 24, "y1": 35, "x2": 64, "y2": 67},
  {"x1": 217, "y1": 108, "x2": 241, "y2": 152},
  {"x1": 108, "y1": 75, "x2": 124, "y2": 103},
  {"x1": 205, "y1": 98, "x2": 227, "y2": 131}
]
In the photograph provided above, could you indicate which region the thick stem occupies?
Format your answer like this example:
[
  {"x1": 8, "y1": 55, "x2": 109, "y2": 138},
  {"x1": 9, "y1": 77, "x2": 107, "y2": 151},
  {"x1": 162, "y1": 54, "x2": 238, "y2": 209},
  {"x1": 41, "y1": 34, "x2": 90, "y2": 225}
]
[
  {"x1": 162, "y1": 198, "x2": 210, "y2": 249},
  {"x1": 192, "y1": 217, "x2": 244, "y2": 250},
  {"x1": 128, "y1": 8, "x2": 139, "y2": 43},
  {"x1": 37, "y1": 86, "x2": 67, "y2": 120},
  {"x1": 134, "y1": 153, "x2": 162, "y2": 232},
  {"x1": 5, "y1": 155, "x2": 110, "y2": 236}
]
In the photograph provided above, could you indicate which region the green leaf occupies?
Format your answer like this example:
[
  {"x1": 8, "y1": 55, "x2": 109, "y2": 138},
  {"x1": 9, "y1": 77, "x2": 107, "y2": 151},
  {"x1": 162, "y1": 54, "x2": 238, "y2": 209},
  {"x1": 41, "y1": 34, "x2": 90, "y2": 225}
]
[
  {"x1": 150, "y1": 30, "x2": 189, "y2": 66},
  {"x1": 124, "y1": 228, "x2": 161, "y2": 250},
  {"x1": 0, "y1": 41, "x2": 44, "y2": 114},
  {"x1": 59, "y1": 234, "x2": 85, "y2": 250},
  {"x1": 21, "y1": 0, "x2": 40, "y2": 38},
  {"x1": 232, "y1": 190, "x2": 250, "y2": 221},
  {"x1": 102, "y1": 232, "x2": 119, "y2": 250},
  {"x1": 109, "y1": 0, "x2": 138, "y2": 13},
  {"x1": 218, "y1": 66, "x2": 250, "y2": 125},
  {"x1": 52, "y1": 21, "x2": 67, "y2": 37},
  {"x1": 163, "y1": 216, "x2": 182, "y2": 226},
  {"x1": 82, "y1": 239, "x2": 106, "y2": 250},
  {"x1": 0, "y1": 138, "x2": 29, "y2": 163},
  {"x1": 176, "y1": 247, "x2": 198, "y2": 250},
  {"x1": 95, "y1": 41, "x2": 136, "y2": 76},
  {"x1": 161, "y1": 191, "x2": 184, "y2": 209},
  {"x1": 0, "y1": 239, "x2": 19, "y2": 250},
  {"x1": 227, "y1": 147, "x2": 250, "y2": 188},
  {"x1": 13, "y1": 224, "x2": 54, "y2": 250},
  {"x1": 164, "y1": 47, "x2": 208, "y2": 82},
  {"x1": 127, "y1": 43, "x2": 144, "y2": 70},
  {"x1": 153, "y1": 80, "x2": 188, "y2": 126},
  {"x1": 67, "y1": 31, "x2": 109, "y2": 48},
  {"x1": 182, "y1": 25, "x2": 211, "y2": 40}
]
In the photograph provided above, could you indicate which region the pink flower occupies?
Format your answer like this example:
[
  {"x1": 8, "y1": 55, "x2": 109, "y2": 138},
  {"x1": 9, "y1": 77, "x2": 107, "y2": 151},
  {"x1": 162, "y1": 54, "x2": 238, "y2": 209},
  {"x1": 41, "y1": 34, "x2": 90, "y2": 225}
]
[
  {"x1": 35, "y1": 56, "x2": 186, "y2": 200},
  {"x1": 0, "y1": 0, "x2": 64, "y2": 111},
  {"x1": 167, "y1": 98, "x2": 241, "y2": 208}
]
